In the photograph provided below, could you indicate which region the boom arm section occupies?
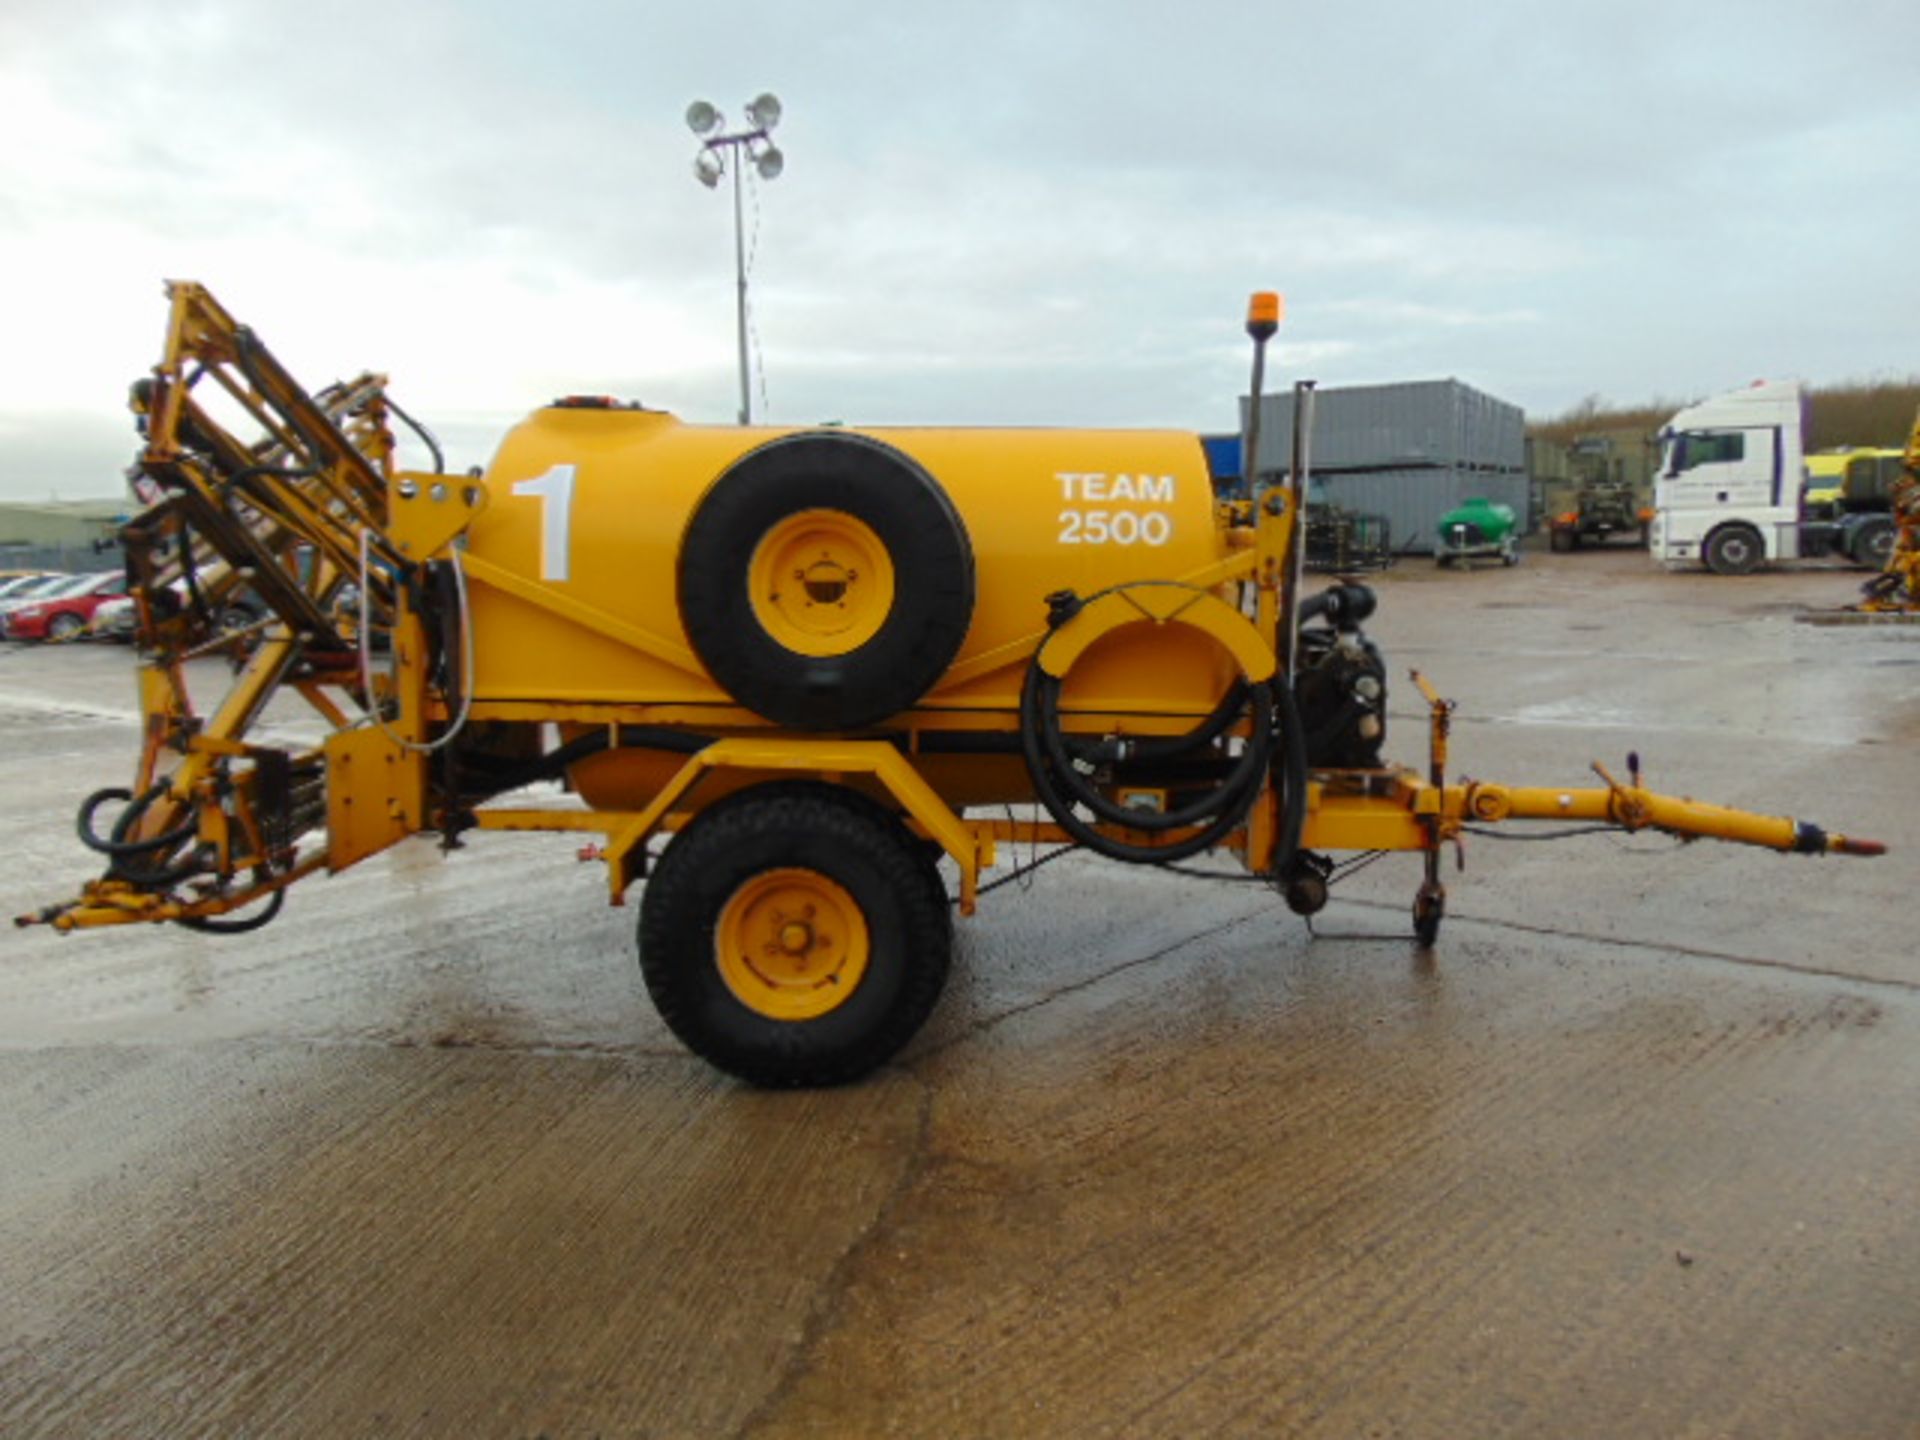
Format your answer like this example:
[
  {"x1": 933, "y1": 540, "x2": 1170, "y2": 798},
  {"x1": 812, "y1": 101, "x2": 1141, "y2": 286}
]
[{"x1": 16, "y1": 282, "x2": 466, "y2": 935}]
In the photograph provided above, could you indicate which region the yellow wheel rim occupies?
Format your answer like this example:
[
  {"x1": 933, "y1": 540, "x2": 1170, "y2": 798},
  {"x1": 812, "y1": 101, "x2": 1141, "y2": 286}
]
[
  {"x1": 715, "y1": 868, "x2": 871, "y2": 1021},
  {"x1": 747, "y1": 509, "x2": 895, "y2": 658}
]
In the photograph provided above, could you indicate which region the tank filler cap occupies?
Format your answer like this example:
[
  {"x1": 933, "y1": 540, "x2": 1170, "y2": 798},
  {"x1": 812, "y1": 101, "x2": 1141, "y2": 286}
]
[{"x1": 549, "y1": 395, "x2": 657, "y2": 411}]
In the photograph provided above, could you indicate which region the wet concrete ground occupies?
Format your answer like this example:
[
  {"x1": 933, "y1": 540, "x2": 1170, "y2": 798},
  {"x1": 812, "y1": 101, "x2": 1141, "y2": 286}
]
[{"x1": 2, "y1": 546, "x2": 1916, "y2": 1437}]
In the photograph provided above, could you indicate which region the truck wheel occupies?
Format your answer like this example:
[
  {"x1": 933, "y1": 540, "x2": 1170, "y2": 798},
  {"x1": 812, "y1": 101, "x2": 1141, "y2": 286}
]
[
  {"x1": 1703, "y1": 525, "x2": 1763, "y2": 576},
  {"x1": 679, "y1": 433, "x2": 975, "y2": 730},
  {"x1": 638, "y1": 783, "x2": 952, "y2": 1087},
  {"x1": 1850, "y1": 517, "x2": 1896, "y2": 570},
  {"x1": 1549, "y1": 528, "x2": 1572, "y2": 553}
]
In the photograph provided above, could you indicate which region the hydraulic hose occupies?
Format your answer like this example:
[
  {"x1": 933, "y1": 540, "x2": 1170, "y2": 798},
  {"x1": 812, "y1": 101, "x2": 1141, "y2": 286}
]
[
  {"x1": 384, "y1": 396, "x2": 445, "y2": 474},
  {"x1": 1024, "y1": 668, "x2": 1271, "y2": 834},
  {"x1": 175, "y1": 869, "x2": 286, "y2": 935},
  {"x1": 76, "y1": 784, "x2": 193, "y2": 860},
  {"x1": 1019, "y1": 659, "x2": 1301, "y2": 867}
]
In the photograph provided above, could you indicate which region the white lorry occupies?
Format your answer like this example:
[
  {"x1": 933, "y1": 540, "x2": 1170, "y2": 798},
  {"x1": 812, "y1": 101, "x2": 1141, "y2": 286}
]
[{"x1": 1649, "y1": 380, "x2": 1896, "y2": 574}]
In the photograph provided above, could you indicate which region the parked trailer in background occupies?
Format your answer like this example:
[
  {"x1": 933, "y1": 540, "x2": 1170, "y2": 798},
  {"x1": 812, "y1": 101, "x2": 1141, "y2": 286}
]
[{"x1": 1804, "y1": 448, "x2": 1905, "y2": 566}]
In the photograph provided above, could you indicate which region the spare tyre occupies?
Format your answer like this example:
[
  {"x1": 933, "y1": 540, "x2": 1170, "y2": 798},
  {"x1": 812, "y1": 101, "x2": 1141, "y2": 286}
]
[{"x1": 678, "y1": 432, "x2": 975, "y2": 730}]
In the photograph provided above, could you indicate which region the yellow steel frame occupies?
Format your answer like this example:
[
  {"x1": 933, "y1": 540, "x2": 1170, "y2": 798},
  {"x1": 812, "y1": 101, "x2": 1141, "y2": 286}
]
[{"x1": 476, "y1": 736, "x2": 998, "y2": 913}]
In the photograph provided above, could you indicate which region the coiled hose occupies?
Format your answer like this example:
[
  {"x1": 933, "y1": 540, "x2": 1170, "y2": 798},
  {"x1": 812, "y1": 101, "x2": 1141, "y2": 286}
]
[{"x1": 1019, "y1": 655, "x2": 1307, "y2": 871}]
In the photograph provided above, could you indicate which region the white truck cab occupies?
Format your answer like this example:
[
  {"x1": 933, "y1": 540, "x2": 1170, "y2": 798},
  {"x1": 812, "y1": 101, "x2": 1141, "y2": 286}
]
[{"x1": 1650, "y1": 380, "x2": 1806, "y2": 574}]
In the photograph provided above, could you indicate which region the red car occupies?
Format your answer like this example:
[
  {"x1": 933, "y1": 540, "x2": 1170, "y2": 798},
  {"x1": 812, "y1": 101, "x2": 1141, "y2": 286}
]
[{"x1": 0, "y1": 572, "x2": 129, "y2": 641}]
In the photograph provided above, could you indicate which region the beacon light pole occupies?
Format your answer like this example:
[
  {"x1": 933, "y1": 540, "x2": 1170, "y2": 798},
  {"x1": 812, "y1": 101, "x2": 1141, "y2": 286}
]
[{"x1": 687, "y1": 92, "x2": 785, "y2": 426}]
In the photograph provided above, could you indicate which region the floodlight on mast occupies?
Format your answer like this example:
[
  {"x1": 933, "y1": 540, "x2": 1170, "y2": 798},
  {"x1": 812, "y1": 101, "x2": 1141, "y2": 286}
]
[{"x1": 685, "y1": 93, "x2": 787, "y2": 425}]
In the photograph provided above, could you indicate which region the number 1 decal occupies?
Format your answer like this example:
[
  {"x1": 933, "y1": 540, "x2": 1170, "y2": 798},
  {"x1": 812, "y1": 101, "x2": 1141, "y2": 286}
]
[{"x1": 511, "y1": 463, "x2": 576, "y2": 581}]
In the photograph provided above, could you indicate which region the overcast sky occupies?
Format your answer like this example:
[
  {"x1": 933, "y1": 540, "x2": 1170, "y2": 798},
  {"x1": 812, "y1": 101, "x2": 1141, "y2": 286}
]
[{"x1": 1, "y1": 0, "x2": 1914, "y2": 500}]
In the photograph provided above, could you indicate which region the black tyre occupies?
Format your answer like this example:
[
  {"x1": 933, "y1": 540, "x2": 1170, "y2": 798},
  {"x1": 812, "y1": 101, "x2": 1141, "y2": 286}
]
[
  {"x1": 638, "y1": 783, "x2": 952, "y2": 1087},
  {"x1": 1283, "y1": 871, "x2": 1329, "y2": 917},
  {"x1": 678, "y1": 433, "x2": 975, "y2": 729},
  {"x1": 1849, "y1": 517, "x2": 1896, "y2": 570},
  {"x1": 1549, "y1": 528, "x2": 1573, "y2": 553},
  {"x1": 1704, "y1": 525, "x2": 1763, "y2": 576}
]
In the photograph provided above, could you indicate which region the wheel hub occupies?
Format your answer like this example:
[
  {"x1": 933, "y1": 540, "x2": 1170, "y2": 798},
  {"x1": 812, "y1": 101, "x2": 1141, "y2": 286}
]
[
  {"x1": 748, "y1": 508, "x2": 895, "y2": 657},
  {"x1": 715, "y1": 867, "x2": 871, "y2": 1020}
]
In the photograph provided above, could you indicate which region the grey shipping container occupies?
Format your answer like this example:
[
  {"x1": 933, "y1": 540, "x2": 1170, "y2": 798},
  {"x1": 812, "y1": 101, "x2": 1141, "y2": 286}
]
[
  {"x1": 1307, "y1": 468, "x2": 1533, "y2": 556},
  {"x1": 1244, "y1": 379, "x2": 1525, "y2": 475}
]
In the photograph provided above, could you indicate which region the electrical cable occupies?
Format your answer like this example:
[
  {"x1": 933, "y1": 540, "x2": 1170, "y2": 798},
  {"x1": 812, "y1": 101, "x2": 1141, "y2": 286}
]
[
  {"x1": 965, "y1": 843, "x2": 1080, "y2": 902},
  {"x1": 358, "y1": 527, "x2": 474, "y2": 755}
]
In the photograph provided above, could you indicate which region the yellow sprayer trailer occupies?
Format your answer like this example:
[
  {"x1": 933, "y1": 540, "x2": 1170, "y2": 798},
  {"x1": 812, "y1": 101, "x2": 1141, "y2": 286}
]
[
  {"x1": 1849, "y1": 412, "x2": 1920, "y2": 614},
  {"x1": 18, "y1": 283, "x2": 1884, "y2": 1086}
]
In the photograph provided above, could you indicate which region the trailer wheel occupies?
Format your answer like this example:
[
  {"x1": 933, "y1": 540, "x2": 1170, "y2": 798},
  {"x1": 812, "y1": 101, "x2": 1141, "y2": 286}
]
[
  {"x1": 1703, "y1": 524, "x2": 1763, "y2": 576},
  {"x1": 679, "y1": 433, "x2": 975, "y2": 730},
  {"x1": 638, "y1": 783, "x2": 952, "y2": 1087}
]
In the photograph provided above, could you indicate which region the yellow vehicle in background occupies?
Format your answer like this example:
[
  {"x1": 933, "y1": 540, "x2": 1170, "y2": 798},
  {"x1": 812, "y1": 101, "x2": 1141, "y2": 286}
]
[
  {"x1": 18, "y1": 283, "x2": 1885, "y2": 1086},
  {"x1": 1804, "y1": 446, "x2": 1903, "y2": 566},
  {"x1": 1804, "y1": 452, "x2": 1850, "y2": 513}
]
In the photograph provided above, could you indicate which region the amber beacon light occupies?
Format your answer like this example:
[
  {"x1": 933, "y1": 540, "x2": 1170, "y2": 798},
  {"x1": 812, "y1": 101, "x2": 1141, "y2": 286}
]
[{"x1": 1246, "y1": 291, "x2": 1284, "y2": 341}]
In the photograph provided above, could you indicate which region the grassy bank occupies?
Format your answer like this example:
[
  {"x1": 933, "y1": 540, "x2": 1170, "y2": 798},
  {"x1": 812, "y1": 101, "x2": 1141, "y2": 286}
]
[{"x1": 1531, "y1": 379, "x2": 1920, "y2": 450}]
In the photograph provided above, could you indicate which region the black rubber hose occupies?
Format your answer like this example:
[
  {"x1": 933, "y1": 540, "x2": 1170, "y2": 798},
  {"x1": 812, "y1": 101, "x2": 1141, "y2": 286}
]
[
  {"x1": 76, "y1": 783, "x2": 195, "y2": 859},
  {"x1": 1028, "y1": 668, "x2": 1271, "y2": 833},
  {"x1": 105, "y1": 783, "x2": 208, "y2": 888},
  {"x1": 1072, "y1": 680, "x2": 1251, "y2": 767},
  {"x1": 384, "y1": 396, "x2": 445, "y2": 474},
  {"x1": 176, "y1": 871, "x2": 285, "y2": 934},
  {"x1": 1019, "y1": 666, "x2": 1281, "y2": 865}
]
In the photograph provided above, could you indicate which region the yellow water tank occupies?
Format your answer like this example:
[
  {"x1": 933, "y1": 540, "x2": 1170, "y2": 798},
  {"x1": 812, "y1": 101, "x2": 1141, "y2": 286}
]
[{"x1": 465, "y1": 405, "x2": 1241, "y2": 749}]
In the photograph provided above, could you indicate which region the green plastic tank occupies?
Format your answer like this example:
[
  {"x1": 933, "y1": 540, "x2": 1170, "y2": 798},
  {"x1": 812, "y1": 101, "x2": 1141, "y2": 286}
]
[
  {"x1": 1436, "y1": 496, "x2": 1516, "y2": 546},
  {"x1": 1435, "y1": 496, "x2": 1519, "y2": 566}
]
